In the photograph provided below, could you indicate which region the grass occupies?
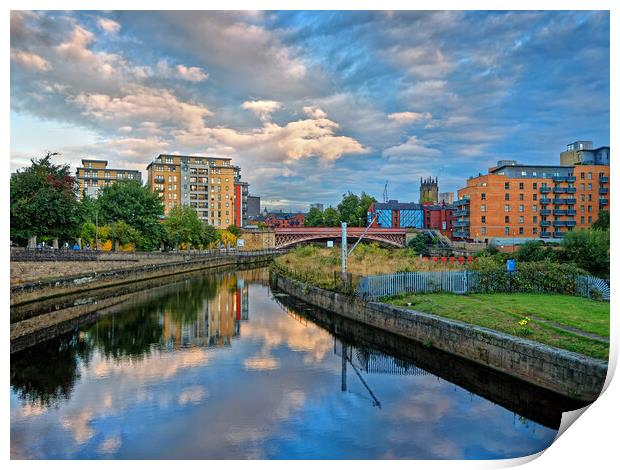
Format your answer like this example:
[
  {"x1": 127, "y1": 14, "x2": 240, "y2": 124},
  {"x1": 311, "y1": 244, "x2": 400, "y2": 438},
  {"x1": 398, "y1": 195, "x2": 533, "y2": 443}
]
[
  {"x1": 387, "y1": 293, "x2": 610, "y2": 360},
  {"x1": 274, "y1": 244, "x2": 450, "y2": 288}
]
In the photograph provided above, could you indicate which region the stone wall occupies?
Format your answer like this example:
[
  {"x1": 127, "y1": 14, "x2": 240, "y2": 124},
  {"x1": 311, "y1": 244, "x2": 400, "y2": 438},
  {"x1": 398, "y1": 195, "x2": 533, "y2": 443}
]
[
  {"x1": 239, "y1": 229, "x2": 276, "y2": 250},
  {"x1": 273, "y1": 272, "x2": 607, "y2": 402}
]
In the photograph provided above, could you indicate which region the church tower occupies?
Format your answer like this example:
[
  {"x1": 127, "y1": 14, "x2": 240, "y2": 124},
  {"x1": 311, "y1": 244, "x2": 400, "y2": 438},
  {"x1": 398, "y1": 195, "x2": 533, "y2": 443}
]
[{"x1": 419, "y1": 177, "x2": 439, "y2": 204}]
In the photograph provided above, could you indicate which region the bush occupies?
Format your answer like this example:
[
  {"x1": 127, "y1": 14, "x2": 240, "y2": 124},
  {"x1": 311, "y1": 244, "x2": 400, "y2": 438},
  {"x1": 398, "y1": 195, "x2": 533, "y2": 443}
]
[{"x1": 561, "y1": 229, "x2": 610, "y2": 279}]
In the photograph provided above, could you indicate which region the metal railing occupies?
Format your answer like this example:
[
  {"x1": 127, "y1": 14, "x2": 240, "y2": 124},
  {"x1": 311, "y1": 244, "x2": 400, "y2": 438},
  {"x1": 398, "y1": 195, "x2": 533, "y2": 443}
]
[{"x1": 355, "y1": 270, "x2": 610, "y2": 302}]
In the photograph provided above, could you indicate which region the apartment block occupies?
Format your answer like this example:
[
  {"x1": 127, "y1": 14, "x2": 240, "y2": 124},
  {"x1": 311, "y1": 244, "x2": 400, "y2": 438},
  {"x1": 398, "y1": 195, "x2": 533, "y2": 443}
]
[
  {"x1": 146, "y1": 154, "x2": 238, "y2": 227},
  {"x1": 454, "y1": 159, "x2": 610, "y2": 243},
  {"x1": 560, "y1": 141, "x2": 610, "y2": 166},
  {"x1": 76, "y1": 159, "x2": 141, "y2": 199}
]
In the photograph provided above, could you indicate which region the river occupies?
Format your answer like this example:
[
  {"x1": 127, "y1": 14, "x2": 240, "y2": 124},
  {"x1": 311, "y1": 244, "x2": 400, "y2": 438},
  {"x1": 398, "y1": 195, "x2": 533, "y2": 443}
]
[{"x1": 10, "y1": 268, "x2": 565, "y2": 459}]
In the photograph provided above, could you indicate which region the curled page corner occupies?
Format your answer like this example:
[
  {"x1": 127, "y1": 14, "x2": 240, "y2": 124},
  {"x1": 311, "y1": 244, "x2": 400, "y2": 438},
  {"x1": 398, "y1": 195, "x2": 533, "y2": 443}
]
[{"x1": 555, "y1": 404, "x2": 592, "y2": 442}]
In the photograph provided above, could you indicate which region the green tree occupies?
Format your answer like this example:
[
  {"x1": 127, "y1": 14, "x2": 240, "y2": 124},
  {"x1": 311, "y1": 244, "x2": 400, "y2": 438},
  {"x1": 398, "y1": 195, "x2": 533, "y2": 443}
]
[
  {"x1": 109, "y1": 220, "x2": 141, "y2": 249},
  {"x1": 592, "y1": 210, "x2": 610, "y2": 231},
  {"x1": 97, "y1": 180, "x2": 164, "y2": 250},
  {"x1": 162, "y1": 206, "x2": 204, "y2": 249},
  {"x1": 10, "y1": 152, "x2": 82, "y2": 244},
  {"x1": 561, "y1": 229, "x2": 610, "y2": 278},
  {"x1": 408, "y1": 233, "x2": 431, "y2": 256},
  {"x1": 516, "y1": 240, "x2": 553, "y2": 262},
  {"x1": 323, "y1": 207, "x2": 341, "y2": 226},
  {"x1": 338, "y1": 192, "x2": 361, "y2": 225},
  {"x1": 305, "y1": 207, "x2": 324, "y2": 226},
  {"x1": 357, "y1": 192, "x2": 376, "y2": 226},
  {"x1": 201, "y1": 224, "x2": 218, "y2": 247},
  {"x1": 226, "y1": 224, "x2": 242, "y2": 238}
]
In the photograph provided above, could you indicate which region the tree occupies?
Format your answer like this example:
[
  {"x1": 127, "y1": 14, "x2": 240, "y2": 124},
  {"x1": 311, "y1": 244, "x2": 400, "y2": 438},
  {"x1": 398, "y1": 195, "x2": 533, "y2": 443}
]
[
  {"x1": 305, "y1": 207, "x2": 324, "y2": 226},
  {"x1": 358, "y1": 192, "x2": 376, "y2": 226},
  {"x1": 96, "y1": 181, "x2": 164, "y2": 250},
  {"x1": 162, "y1": 206, "x2": 204, "y2": 249},
  {"x1": 10, "y1": 152, "x2": 82, "y2": 244},
  {"x1": 336, "y1": 191, "x2": 377, "y2": 226},
  {"x1": 323, "y1": 207, "x2": 341, "y2": 226},
  {"x1": 561, "y1": 229, "x2": 610, "y2": 278},
  {"x1": 201, "y1": 224, "x2": 218, "y2": 247},
  {"x1": 226, "y1": 224, "x2": 242, "y2": 238},
  {"x1": 516, "y1": 240, "x2": 553, "y2": 262},
  {"x1": 408, "y1": 233, "x2": 431, "y2": 256},
  {"x1": 109, "y1": 220, "x2": 141, "y2": 249},
  {"x1": 592, "y1": 210, "x2": 610, "y2": 231},
  {"x1": 218, "y1": 229, "x2": 237, "y2": 248}
]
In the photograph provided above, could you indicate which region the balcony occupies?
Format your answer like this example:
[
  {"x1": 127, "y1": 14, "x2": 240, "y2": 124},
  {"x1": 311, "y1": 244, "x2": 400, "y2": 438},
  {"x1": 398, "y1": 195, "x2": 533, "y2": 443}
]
[
  {"x1": 540, "y1": 198, "x2": 552, "y2": 204},
  {"x1": 567, "y1": 209, "x2": 577, "y2": 215},
  {"x1": 453, "y1": 220, "x2": 470, "y2": 227},
  {"x1": 553, "y1": 220, "x2": 567, "y2": 227},
  {"x1": 552, "y1": 187, "x2": 566, "y2": 194},
  {"x1": 540, "y1": 209, "x2": 552, "y2": 215},
  {"x1": 553, "y1": 231, "x2": 565, "y2": 238},
  {"x1": 599, "y1": 176, "x2": 609, "y2": 183},
  {"x1": 552, "y1": 175, "x2": 575, "y2": 183},
  {"x1": 599, "y1": 198, "x2": 609, "y2": 206},
  {"x1": 599, "y1": 187, "x2": 609, "y2": 194},
  {"x1": 553, "y1": 209, "x2": 567, "y2": 216},
  {"x1": 540, "y1": 232, "x2": 551, "y2": 238},
  {"x1": 566, "y1": 220, "x2": 576, "y2": 227},
  {"x1": 454, "y1": 209, "x2": 470, "y2": 216},
  {"x1": 540, "y1": 221, "x2": 551, "y2": 227},
  {"x1": 540, "y1": 187, "x2": 551, "y2": 193},
  {"x1": 453, "y1": 230, "x2": 470, "y2": 238},
  {"x1": 553, "y1": 198, "x2": 576, "y2": 205},
  {"x1": 454, "y1": 199, "x2": 470, "y2": 207}
]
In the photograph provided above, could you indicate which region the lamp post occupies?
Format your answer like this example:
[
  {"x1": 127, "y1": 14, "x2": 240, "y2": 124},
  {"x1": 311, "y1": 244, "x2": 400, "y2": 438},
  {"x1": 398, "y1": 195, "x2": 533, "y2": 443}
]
[{"x1": 95, "y1": 209, "x2": 99, "y2": 251}]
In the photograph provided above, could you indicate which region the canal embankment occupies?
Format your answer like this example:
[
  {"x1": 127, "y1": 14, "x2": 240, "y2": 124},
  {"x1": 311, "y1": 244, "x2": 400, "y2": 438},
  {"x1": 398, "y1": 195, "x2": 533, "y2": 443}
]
[
  {"x1": 271, "y1": 271, "x2": 607, "y2": 402},
  {"x1": 10, "y1": 250, "x2": 281, "y2": 352}
]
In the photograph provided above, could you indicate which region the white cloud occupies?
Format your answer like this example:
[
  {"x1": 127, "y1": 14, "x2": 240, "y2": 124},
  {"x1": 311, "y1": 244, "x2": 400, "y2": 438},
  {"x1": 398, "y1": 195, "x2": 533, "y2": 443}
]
[
  {"x1": 303, "y1": 106, "x2": 327, "y2": 119},
  {"x1": 242, "y1": 100, "x2": 282, "y2": 121},
  {"x1": 97, "y1": 18, "x2": 121, "y2": 34},
  {"x1": 382, "y1": 136, "x2": 441, "y2": 160},
  {"x1": 10, "y1": 49, "x2": 51, "y2": 71},
  {"x1": 175, "y1": 64, "x2": 209, "y2": 82},
  {"x1": 388, "y1": 111, "x2": 432, "y2": 124}
]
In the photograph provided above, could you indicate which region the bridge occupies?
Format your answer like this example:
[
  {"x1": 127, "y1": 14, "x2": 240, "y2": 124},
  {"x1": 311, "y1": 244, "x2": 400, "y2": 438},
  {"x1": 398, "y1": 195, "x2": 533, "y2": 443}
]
[{"x1": 274, "y1": 227, "x2": 407, "y2": 249}]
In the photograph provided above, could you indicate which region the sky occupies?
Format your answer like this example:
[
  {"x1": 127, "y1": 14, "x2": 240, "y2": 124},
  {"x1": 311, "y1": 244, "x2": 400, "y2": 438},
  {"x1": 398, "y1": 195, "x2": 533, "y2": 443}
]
[{"x1": 10, "y1": 10, "x2": 610, "y2": 211}]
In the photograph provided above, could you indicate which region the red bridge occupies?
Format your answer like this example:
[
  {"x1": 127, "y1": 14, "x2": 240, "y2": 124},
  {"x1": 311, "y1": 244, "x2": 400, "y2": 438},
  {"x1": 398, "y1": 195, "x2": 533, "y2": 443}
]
[{"x1": 274, "y1": 227, "x2": 407, "y2": 249}]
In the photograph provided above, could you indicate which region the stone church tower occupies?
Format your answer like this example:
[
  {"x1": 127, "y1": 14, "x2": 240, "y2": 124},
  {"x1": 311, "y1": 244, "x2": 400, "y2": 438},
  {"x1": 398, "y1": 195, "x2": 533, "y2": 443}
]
[{"x1": 419, "y1": 177, "x2": 439, "y2": 204}]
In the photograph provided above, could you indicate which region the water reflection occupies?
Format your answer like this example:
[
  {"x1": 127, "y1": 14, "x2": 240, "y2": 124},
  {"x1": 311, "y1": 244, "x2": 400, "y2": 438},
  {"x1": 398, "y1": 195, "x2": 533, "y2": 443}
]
[{"x1": 11, "y1": 268, "x2": 562, "y2": 459}]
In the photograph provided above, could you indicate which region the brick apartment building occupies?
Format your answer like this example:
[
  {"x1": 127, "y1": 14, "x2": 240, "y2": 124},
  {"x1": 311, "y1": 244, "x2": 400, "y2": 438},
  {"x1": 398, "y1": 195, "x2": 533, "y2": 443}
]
[
  {"x1": 454, "y1": 156, "x2": 610, "y2": 243},
  {"x1": 263, "y1": 211, "x2": 305, "y2": 228},
  {"x1": 146, "y1": 154, "x2": 245, "y2": 228},
  {"x1": 76, "y1": 159, "x2": 141, "y2": 200}
]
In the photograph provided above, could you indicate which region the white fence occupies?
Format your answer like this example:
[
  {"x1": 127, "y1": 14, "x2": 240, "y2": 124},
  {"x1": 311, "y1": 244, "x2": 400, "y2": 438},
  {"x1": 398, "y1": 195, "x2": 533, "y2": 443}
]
[{"x1": 355, "y1": 271, "x2": 610, "y2": 302}]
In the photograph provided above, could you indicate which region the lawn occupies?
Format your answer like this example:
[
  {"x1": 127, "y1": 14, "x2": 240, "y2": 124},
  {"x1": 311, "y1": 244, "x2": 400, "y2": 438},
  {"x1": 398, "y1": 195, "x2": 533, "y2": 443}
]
[{"x1": 387, "y1": 293, "x2": 610, "y2": 360}]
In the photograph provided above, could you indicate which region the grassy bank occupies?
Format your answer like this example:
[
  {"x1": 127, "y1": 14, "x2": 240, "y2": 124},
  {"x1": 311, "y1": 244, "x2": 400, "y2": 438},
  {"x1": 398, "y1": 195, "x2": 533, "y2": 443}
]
[
  {"x1": 274, "y1": 244, "x2": 446, "y2": 289},
  {"x1": 387, "y1": 293, "x2": 609, "y2": 360}
]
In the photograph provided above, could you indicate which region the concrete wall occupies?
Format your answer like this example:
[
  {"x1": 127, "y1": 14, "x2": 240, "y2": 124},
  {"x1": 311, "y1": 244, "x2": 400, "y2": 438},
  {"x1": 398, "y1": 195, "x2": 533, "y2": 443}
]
[
  {"x1": 239, "y1": 229, "x2": 275, "y2": 250},
  {"x1": 272, "y1": 273, "x2": 607, "y2": 402}
]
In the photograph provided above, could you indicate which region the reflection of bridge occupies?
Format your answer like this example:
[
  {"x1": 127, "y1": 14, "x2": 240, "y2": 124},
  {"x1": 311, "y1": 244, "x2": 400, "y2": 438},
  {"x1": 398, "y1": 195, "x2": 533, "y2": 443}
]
[{"x1": 274, "y1": 227, "x2": 407, "y2": 249}]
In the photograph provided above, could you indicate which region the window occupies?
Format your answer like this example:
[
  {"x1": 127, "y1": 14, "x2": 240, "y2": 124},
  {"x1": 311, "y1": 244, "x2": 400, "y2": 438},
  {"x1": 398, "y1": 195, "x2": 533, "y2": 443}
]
[
  {"x1": 580, "y1": 183, "x2": 585, "y2": 190},
  {"x1": 580, "y1": 205, "x2": 585, "y2": 212},
  {"x1": 505, "y1": 205, "x2": 510, "y2": 212},
  {"x1": 519, "y1": 205, "x2": 524, "y2": 212},
  {"x1": 587, "y1": 183, "x2": 592, "y2": 190},
  {"x1": 580, "y1": 194, "x2": 585, "y2": 201},
  {"x1": 580, "y1": 172, "x2": 585, "y2": 179},
  {"x1": 521, "y1": 171, "x2": 527, "y2": 177},
  {"x1": 505, "y1": 215, "x2": 510, "y2": 223},
  {"x1": 519, "y1": 227, "x2": 524, "y2": 235},
  {"x1": 505, "y1": 227, "x2": 510, "y2": 235},
  {"x1": 518, "y1": 193, "x2": 523, "y2": 201},
  {"x1": 532, "y1": 205, "x2": 537, "y2": 212},
  {"x1": 533, "y1": 215, "x2": 538, "y2": 223},
  {"x1": 588, "y1": 194, "x2": 592, "y2": 201},
  {"x1": 533, "y1": 182, "x2": 538, "y2": 189},
  {"x1": 481, "y1": 204, "x2": 486, "y2": 212},
  {"x1": 587, "y1": 172, "x2": 592, "y2": 180},
  {"x1": 505, "y1": 193, "x2": 510, "y2": 201},
  {"x1": 532, "y1": 172, "x2": 537, "y2": 177},
  {"x1": 481, "y1": 193, "x2": 486, "y2": 200},
  {"x1": 481, "y1": 227, "x2": 486, "y2": 235},
  {"x1": 533, "y1": 227, "x2": 538, "y2": 234},
  {"x1": 519, "y1": 216, "x2": 524, "y2": 223},
  {"x1": 481, "y1": 216, "x2": 486, "y2": 223},
  {"x1": 533, "y1": 194, "x2": 537, "y2": 201},
  {"x1": 588, "y1": 205, "x2": 592, "y2": 213},
  {"x1": 588, "y1": 216, "x2": 592, "y2": 223},
  {"x1": 505, "y1": 182, "x2": 510, "y2": 190},
  {"x1": 581, "y1": 216, "x2": 585, "y2": 224}
]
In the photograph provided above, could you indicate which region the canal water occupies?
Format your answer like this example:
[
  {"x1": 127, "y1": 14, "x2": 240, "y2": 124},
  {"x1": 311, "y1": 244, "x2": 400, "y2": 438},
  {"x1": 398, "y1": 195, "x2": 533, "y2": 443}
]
[{"x1": 11, "y1": 268, "x2": 564, "y2": 459}]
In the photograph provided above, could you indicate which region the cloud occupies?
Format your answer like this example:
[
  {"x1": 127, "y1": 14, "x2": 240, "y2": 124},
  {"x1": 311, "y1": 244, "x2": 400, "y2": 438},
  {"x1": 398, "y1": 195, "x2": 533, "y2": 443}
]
[
  {"x1": 10, "y1": 49, "x2": 51, "y2": 71},
  {"x1": 382, "y1": 136, "x2": 441, "y2": 160},
  {"x1": 97, "y1": 18, "x2": 121, "y2": 34},
  {"x1": 242, "y1": 100, "x2": 282, "y2": 121},
  {"x1": 175, "y1": 64, "x2": 209, "y2": 82},
  {"x1": 303, "y1": 106, "x2": 327, "y2": 119},
  {"x1": 388, "y1": 111, "x2": 432, "y2": 124}
]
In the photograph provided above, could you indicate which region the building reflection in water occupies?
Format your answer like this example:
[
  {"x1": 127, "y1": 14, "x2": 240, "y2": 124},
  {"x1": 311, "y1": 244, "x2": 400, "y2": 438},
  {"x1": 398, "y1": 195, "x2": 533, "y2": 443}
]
[{"x1": 161, "y1": 272, "x2": 250, "y2": 351}]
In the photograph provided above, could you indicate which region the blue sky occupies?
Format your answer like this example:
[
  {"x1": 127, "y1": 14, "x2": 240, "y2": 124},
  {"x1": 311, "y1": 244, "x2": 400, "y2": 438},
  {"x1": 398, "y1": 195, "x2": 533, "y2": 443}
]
[{"x1": 10, "y1": 11, "x2": 610, "y2": 210}]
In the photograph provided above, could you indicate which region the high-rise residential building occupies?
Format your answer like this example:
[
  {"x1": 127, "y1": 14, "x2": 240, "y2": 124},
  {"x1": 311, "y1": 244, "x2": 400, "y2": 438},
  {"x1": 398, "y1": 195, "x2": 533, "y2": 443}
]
[
  {"x1": 247, "y1": 195, "x2": 261, "y2": 218},
  {"x1": 234, "y1": 180, "x2": 250, "y2": 227},
  {"x1": 76, "y1": 159, "x2": 141, "y2": 200},
  {"x1": 310, "y1": 203, "x2": 324, "y2": 212},
  {"x1": 419, "y1": 177, "x2": 438, "y2": 203},
  {"x1": 438, "y1": 191, "x2": 455, "y2": 204},
  {"x1": 146, "y1": 154, "x2": 237, "y2": 227},
  {"x1": 454, "y1": 159, "x2": 610, "y2": 242},
  {"x1": 560, "y1": 141, "x2": 610, "y2": 166}
]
